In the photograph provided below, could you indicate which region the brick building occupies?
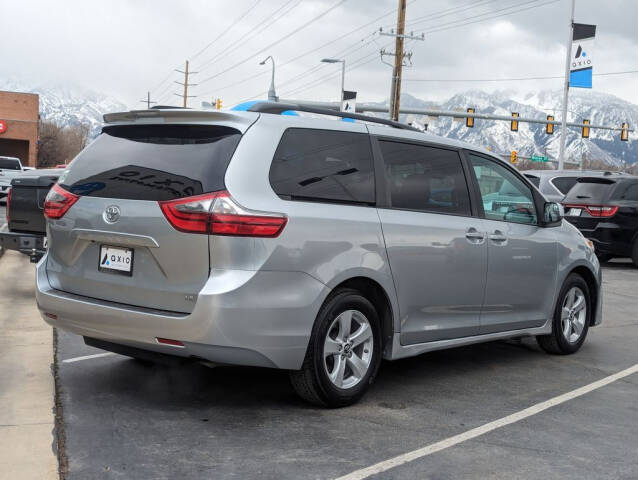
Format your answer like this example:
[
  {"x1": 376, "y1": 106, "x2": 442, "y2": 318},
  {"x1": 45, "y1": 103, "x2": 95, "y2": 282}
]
[{"x1": 0, "y1": 91, "x2": 39, "y2": 167}]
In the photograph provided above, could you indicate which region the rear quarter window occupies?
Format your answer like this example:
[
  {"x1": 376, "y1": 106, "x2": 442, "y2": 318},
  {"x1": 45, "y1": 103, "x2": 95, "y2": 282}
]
[
  {"x1": 269, "y1": 128, "x2": 375, "y2": 204},
  {"x1": 59, "y1": 124, "x2": 241, "y2": 201},
  {"x1": 550, "y1": 176, "x2": 579, "y2": 195}
]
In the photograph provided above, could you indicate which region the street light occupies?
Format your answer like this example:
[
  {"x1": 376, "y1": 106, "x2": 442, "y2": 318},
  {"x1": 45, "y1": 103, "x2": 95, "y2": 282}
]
[
  {"x1": 321, "y1": 58, "x2": 345, "y2": 103},
  {"x1": 259, "y1": 56, "x2": 278, "y2": 102}
]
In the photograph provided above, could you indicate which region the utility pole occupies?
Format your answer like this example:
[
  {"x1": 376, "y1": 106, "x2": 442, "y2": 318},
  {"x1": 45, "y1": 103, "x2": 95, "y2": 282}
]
[
  {"x1": 174, "y1": 60, "x2": 198, "y2": 108},
  {"x1": 558, "y1": 0, "x2": 576, "y2": 170},
  {"x1": 139, "y1": 91, "x2": 157, "y2": 109},
  {"x1": 390, "y1": 0, "x2": 406, "y2": 121},
  {"x1": 380, "y1": 1, "x2": 424, "y2": 121}
]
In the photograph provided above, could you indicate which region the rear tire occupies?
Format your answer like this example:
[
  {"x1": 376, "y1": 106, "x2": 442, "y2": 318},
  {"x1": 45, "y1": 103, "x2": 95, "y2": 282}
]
[
  {"x1": 537, "y1": 273, "x2": 591, "y2": 355},
  {"x1": 289, "y1": 288, "x2": 381, "y2": 408}
]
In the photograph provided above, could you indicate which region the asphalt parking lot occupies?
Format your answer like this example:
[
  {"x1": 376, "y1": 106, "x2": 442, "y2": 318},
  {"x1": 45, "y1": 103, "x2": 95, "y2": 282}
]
[
  {"x1": 38, "y1": 273, "x2": 638, "y2": 477},
  {"x1": 2, "y1": 204, "x2": 637, "y2": 479}
]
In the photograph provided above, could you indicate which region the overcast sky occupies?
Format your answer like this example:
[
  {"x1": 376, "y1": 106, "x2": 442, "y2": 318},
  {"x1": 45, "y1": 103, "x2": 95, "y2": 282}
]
[{"x1": 2, "y1": 0, "x2": 638, "y2": 108}]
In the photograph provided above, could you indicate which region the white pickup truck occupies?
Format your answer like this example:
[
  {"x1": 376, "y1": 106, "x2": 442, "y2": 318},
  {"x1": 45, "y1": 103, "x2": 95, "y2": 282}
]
[{"x1": 0, "y1": 156, "x2": 26, "y2": 203}]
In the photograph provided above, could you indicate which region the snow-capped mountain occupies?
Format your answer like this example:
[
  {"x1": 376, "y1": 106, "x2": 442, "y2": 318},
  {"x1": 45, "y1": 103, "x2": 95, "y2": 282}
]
[
  {"x1": 1, "y1": 78, "x2": 635, "y2": 165},
  {"x1": 0, "y1": 79, "x2": 127, "y2": 138},
  {"x1": 392, "y1": 89, "x2": 638, "y2": 166}
]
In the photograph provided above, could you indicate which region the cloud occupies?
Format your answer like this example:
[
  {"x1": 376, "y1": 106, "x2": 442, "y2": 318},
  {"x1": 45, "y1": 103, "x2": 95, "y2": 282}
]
[{"x1": 1, "y1": 0, "x2": 637, "y2": 107}]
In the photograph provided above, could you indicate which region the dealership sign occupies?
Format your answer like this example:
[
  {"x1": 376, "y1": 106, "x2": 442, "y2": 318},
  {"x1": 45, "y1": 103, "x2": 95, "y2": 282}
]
[{"x1": 0, "y1": 120, "x2": 6, "y2": 134}]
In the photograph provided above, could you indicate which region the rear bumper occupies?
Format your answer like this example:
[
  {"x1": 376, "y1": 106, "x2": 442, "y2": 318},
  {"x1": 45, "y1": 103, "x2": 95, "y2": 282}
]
[
  {"x1": 567, "y1": 221, "x2": 633, "y2": 257},
  {"x1": 0, "y1": 231, "x2": 47, "y2": 260},
  {"x1": 36, "y1": 255, "x2": 329, "y2": 370}
]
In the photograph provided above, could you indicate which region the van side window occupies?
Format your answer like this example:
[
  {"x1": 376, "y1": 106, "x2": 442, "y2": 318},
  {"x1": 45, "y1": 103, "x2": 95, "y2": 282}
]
[
  {"x1": 269, "y1": 128, "x2": 375, "y2": 204},
  {"x1": 379, "y1": 140, "x2": 471, "y2": 216},
  {"x1": 469, "y1": 154, "x2": 537, "y2": 225}
]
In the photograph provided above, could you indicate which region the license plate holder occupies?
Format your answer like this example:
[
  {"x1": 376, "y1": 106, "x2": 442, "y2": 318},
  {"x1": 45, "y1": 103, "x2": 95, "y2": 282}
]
[{"x1": 99, "y1": 245, "x2": 134, "y2": 276}]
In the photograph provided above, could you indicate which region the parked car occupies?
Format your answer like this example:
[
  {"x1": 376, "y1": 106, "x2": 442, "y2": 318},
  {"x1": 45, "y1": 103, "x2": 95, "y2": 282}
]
[
  {"x1": 0, "y1": 168, "x2": 61, "y2": 261},
  {"x1": 36, "y1": 103, "x2": 602, "y2": 407},
  {"x1": 0, "y1": 155, "x2": 25, "y2": 203},
  {"x1": 523, "y1": 169, "x2": 629, "y2": 203},
  {"x1": 563, "y1": 176, "x2": 638, "y2": 266}
]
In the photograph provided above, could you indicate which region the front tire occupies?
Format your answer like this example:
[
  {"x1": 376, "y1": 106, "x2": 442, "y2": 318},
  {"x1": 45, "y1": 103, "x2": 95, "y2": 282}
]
[
  {"x1": 537, "y1": 273, "x2": 591, "y2": 355},
  {"x1": 290, "y1": 288, "x2": 381, "y2": 407}
]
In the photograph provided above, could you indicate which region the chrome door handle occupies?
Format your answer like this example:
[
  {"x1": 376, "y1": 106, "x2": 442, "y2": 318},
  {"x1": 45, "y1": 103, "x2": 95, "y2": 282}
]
[
  {"x1": 489, "y1": 230, "x2": 507, "y2": 244},
  {"x1": 465, "y1": 228, "x2": 485, "y2": 243}
]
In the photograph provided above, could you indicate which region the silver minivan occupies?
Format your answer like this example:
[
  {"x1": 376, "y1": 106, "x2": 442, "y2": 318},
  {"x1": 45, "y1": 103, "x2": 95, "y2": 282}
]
[{"x1": 36, "y1": 103, "x2": 602, "y2": 407}]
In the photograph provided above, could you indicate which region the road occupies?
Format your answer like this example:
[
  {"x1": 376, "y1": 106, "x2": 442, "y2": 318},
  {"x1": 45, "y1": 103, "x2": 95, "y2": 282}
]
[{"x1": 40, "y1": 261, "x2": 637, "y2": 479}]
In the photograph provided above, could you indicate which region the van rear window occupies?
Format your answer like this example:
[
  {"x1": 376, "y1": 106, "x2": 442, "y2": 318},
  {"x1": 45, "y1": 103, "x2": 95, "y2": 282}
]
[{"x1": 59, "y1": 124, "x2": 241, "y2": 201}]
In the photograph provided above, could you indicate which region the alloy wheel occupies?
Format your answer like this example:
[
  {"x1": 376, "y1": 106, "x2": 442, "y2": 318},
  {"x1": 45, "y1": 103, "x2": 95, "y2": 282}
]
[
  {"x1": 323, "y1": 310, "x2": 374, "y2": 389},
  {"x1": 561, "y1": 286, "x2": 587, "y2": 344}
]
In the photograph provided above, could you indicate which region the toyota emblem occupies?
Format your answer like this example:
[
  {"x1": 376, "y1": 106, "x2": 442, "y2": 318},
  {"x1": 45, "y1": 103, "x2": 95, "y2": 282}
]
[{"x1": 103, "y1": 205, "x2": 121, "y2": 224}]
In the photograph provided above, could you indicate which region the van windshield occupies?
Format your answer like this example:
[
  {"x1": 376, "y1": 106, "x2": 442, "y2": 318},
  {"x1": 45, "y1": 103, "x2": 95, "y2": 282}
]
[{"x1": 58, "y1": 124, "x2": 241, "y2": 201}]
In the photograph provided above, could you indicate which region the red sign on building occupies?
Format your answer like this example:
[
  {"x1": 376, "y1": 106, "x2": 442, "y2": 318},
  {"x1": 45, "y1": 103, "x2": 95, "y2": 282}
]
[{"x1": 0, "y1": 120, "x2": 6, "y2": 134}]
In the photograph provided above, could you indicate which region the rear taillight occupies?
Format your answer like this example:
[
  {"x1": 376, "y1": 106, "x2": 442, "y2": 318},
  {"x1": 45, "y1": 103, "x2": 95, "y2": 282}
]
[
  {"x1": 6, "y1": 187, "x2": 11, "y2": 224},
  {"x1": 44, "y1": 184, "x2": 79, "y2": 219},
  {"x1": 564, "y1": 204, "x2": 619, "y2": 218},
  {"x1": 159, "y1": 190, "x2": 287, "y2": 237}
]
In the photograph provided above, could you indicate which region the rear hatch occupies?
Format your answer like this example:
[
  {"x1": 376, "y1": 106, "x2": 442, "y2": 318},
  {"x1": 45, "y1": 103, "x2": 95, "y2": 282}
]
[
  {"x1": 562, "y1": 177, "x2": 618, "y2": 230},
  {"x1": 46, "y1": 121, "x2": 244, "y2": 313}
]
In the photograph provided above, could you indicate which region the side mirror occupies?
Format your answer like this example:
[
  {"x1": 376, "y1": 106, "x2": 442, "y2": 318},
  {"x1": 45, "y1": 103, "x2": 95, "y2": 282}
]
[{"x1": 543, "y1": 202, "x2": 563, "y2": 226}]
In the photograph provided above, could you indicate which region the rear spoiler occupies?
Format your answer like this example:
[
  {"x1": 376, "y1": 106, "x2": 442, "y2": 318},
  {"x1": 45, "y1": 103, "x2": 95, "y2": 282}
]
[{"x1": 102, "y1": 109, "x2": 259, "y2": 133}]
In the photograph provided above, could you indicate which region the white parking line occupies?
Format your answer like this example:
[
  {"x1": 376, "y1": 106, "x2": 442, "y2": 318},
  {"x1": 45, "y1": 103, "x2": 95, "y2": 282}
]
[
  {"x1": 335, "y1": 363, "x2": 638, "y2": 480},
  {"x1": 62, "y1": 352, "x2": 116, "y2": 363}
]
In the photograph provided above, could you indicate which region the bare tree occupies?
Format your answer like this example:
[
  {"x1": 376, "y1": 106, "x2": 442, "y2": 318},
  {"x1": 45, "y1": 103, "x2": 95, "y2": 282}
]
[{"x1": 38, "y1": 121, "x2": 90, "y2": 168}]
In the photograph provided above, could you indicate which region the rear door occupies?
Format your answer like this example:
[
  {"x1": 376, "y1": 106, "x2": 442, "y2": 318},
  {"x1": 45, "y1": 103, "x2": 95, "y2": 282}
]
[
  {"x1": 375, "y1": 139, "x2": 487, "y2": 344},
  {"x1": 466, "y1": 153, "x2": 557, "y2": 333},
  {"x1": 46, "y1": 122, "x2": 244, "y2": 313}
]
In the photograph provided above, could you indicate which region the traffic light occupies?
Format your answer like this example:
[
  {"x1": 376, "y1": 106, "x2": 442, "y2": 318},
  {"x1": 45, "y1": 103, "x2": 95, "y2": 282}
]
[
  {"x1": 215, "y1": 98, "x2": 223, "y2": 110},
  {"x1": 582, "y1": 119, "x2": 590, "y2": 138},
  {"x1": 510, "y1": 150, "x2": 517, "y2": 164},
  {"x1": 466, "y1": 108, "x2": 475, "y2": 128},
  {"x1": 621, "y1": 122, "x2": 629, "y2": 142},
  {"x1": 546, "y1": 115, "x2": 554, "y2": 135},
  {"x1": 511, "y1": 112, "x2": 519, "y2": 132}
]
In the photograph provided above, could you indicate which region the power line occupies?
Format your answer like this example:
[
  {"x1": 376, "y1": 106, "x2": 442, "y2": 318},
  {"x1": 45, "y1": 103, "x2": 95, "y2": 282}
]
[
  {"x1": 190, "y1": 0, "x2": 263, "y2": 61},
  {"x1": 404, "y1": 0, "x2": 499, "y2": 27},
  {"x1": 420, "y1": 0, "x2": 560, "y2": 35},
  {"x1": 199, "y1": 31, "x2": 378, "y2": 100},
  {"x1": 281, "y1": 42, "x2": 392, "y2": 98},
  {"x1": 195, "y1": 0, "x2": 350, "y2": 88},
  {"x1": 196, "y1": 0, "x2": 416, "y2": 99},
  {"x1": 195, "y1": 0, "x2": 303, "y2": 73}
]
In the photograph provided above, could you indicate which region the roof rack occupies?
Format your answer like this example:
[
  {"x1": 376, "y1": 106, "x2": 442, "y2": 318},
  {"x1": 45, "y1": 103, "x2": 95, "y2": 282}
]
[{"x1": 247, "y1": 101, "x2": 419, "y2": 132}]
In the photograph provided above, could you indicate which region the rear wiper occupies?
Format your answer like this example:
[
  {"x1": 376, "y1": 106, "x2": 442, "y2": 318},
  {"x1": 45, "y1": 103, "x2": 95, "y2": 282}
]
[{"x1": 576, "y1": 195, "x2": 591, "y2": 199}]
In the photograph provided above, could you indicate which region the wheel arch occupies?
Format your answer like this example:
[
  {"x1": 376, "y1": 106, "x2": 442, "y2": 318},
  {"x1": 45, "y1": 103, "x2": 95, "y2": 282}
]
[
  {"x1": 327, "y1": 276, "x2": 395, "y2": 357},
  {"x1": 568, "y1": 265, "x2": 599, "y2": 326}
]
